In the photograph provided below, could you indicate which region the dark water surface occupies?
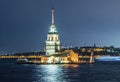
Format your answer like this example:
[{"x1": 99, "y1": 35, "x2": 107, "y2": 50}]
[{"x1": 0, "y1": 59, "x2": 120, "y2": 82}]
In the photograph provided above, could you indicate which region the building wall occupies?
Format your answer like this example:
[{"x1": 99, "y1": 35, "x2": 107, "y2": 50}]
[{"x1": 64, "y1": 50, "x2": 79, "y2": 63}]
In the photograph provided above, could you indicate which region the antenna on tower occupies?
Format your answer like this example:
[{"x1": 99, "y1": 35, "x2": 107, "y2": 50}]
[{"x1": 51, "y1": 4, "x2": 55, "y2": 24}]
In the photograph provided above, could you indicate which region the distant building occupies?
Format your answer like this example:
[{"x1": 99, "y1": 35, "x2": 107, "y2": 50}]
[
  {"x1": 45, "y1": 7, "x2": 60, "y2": 55},
  {"x1": 81, "y1": 47, "x2": 104, "y2": 52}
]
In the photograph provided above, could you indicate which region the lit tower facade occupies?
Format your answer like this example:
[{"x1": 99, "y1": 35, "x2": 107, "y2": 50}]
[{"x1": 45, "y1": 7, "x2": 60, "y2": 55}]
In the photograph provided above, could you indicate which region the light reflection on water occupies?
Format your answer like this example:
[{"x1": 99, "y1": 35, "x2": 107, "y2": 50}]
[
  {"x1": 33, "y1": 64, "x2": 79, "y2": 82},
  {"x1": 32, "y1": 64, "x2": 120, "y2": 82},
  {"x1": 1, "y1": 62, "x2": 120, "y2": 82}
]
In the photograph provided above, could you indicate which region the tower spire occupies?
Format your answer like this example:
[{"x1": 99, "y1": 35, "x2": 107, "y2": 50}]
[{"x1": 52, "y1": 5, "x2": 54, "y2": 24}]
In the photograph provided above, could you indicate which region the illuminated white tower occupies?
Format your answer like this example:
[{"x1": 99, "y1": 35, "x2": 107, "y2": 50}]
[{"x1": 45, "y1": 7, "x2": 60, "y2": 55}]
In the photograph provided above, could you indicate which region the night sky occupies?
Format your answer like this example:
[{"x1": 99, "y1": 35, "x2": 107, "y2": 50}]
[{"x1": 1, "y1": 0, "x2": 120, "y2": 54}]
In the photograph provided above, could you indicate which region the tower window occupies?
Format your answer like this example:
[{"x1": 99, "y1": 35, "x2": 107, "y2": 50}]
[
  {"x1": 55, "y1": 37, "x2": 57, "y2": 40},
  {"x1": 52, "y1": 37, "x2": 53, "y2": 40},
  {"x1": 49, "y1": 37, "x2": 50, "y2": 40}
]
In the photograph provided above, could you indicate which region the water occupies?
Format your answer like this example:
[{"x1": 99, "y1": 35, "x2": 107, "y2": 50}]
[{"x1": 0, "y1": 59, "x2": 120, "y2": 82}]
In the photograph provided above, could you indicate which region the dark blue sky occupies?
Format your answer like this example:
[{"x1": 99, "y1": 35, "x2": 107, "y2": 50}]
[{"x1": 0, "y1": 0, "x2": 120, "y2": 54}]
